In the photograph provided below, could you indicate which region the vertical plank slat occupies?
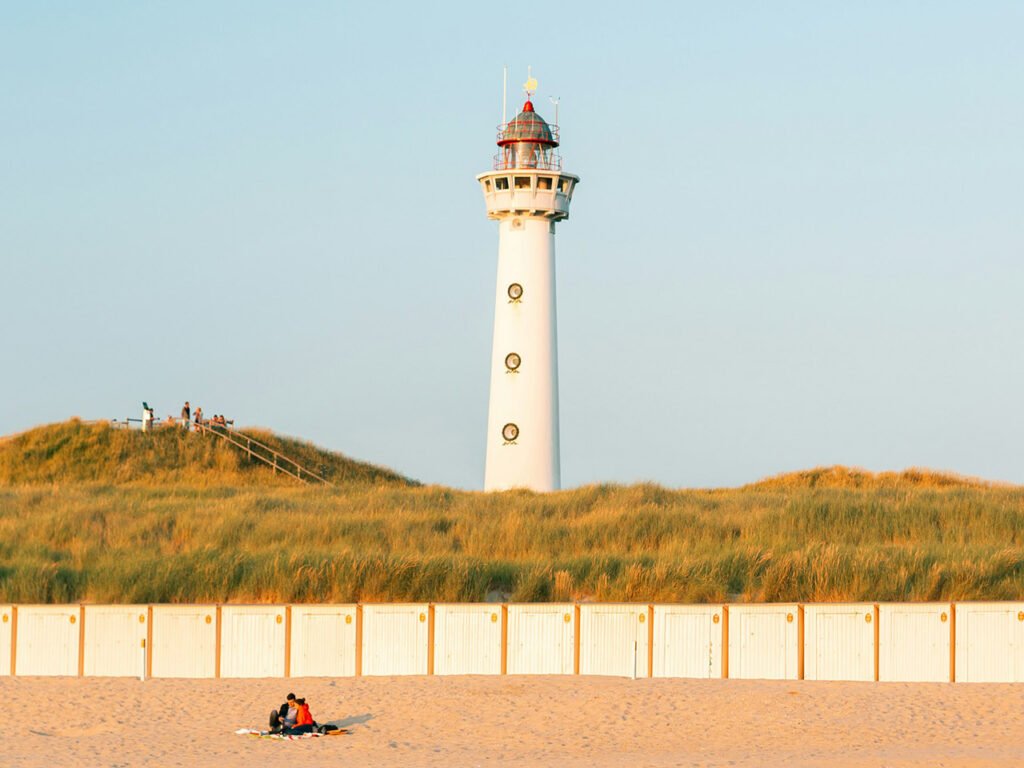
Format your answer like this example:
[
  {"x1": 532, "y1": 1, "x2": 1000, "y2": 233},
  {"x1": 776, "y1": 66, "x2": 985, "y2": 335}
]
[
  {"x1": 500, "y1": 604, "x2": 508, "y2": 675},
  {"x1": 284, "y1": 605, "x2": 292, "y2": 678},
  {"x1": 146, "y1": 606, "x2": 154, "y2": 679},
  {"x1": 949, "y1": 603, "x2": 956, "y2": 683},
  {"x1": 78, "y1": 605, "x2": 86, "y2": 677},
  {"x1": 797, "y1": 604, "x2": 805, "y2": 680},
  {"x1": 647, "y1": 604, "x2": 654, "y2": 678},
  {"x1": 10, "y1": 606, "x2": 17, "y2": 676},
  {"x1": 873, "y1": 603, "x2": 880, "y2": 682}
]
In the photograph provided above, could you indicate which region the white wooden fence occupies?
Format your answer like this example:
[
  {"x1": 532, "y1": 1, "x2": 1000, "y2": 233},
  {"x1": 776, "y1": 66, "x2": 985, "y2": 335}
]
[{"x1": 1, "y1": 602, "x2": 1021, "y2": 683}]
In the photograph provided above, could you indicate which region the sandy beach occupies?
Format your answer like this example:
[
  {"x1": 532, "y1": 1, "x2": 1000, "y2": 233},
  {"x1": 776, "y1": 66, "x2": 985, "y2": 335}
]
[{"x1": 4, "y1": 675, "x2": 1023, "y2": 767}]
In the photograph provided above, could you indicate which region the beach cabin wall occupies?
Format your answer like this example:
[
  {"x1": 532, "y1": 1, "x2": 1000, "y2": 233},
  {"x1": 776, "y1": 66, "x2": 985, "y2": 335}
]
[
  {"x1": 219, "y1": 605, "x2": 286, "y2": 678},
  {"x1": 361, "y1": 604, "x2": 429, "y2": 676},
  {"x1": 0, "y1": 606, "x2": 11, "y2": 676},
  {"x1": 150, "y1": 605, "x2": 217, "y2": 678},
  {"x1": 954, "y1": 602, "x2": 1024, "y2": 683},
  {"x1": 83, "y1": 605, "x2": 148, "y2": 677},
  {"x1": 433, "y1": 604, "x2": 503, "y2": 675},
  {"x1": 579, "y1": 603, "x2": 650, "y2": 678},
  {"x1": 802, "y1": 604, "x2": 876, "y2": 682},
  {"x1": 727, "y1": 604, "x2": 800, "y2": 680},
  {"x1": 652, "y1": 605, "x2": 723, "y2": 679},
  {"x1": 506, "y1": 603, "x2": 575, "y2": 675},
  {"x1": 289, "y1": 604, "x2": 357, "y2": 677},
  {"x1": 14, "y1": 605, "x2": 80, "y2": 676},
  {"x1": 879, "y1": 603, "x2": 952, "y2": 683}
]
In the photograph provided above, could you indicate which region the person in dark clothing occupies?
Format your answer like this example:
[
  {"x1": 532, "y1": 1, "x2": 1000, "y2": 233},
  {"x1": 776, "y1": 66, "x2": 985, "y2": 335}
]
[
  {"x1": 181, "y1": 401, "x2": 191, "y2": 430},
  {"x1": 268, "y1": 692, "x2": 298, "y2": 734},
  {"x1": 281, "y1": 698, "x2": 315, "y2": 736}
]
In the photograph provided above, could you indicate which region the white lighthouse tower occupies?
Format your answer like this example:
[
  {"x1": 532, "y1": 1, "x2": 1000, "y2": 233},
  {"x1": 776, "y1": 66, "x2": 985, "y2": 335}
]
[{"x1": 477, "y1": 74, "x2": 579, "y2": 492}]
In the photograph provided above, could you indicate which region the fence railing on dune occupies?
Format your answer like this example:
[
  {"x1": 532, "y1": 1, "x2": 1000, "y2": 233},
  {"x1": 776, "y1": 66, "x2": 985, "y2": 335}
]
[
  {"x1": 194, "y1": 423, "x2": 330, "y2": 485},
  {"x1": 2, "y1": 601, "x2": 1021, "y2": 684}
]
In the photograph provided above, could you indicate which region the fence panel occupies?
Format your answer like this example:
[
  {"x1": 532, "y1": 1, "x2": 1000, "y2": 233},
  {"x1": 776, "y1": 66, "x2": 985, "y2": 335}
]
[
  {"x1": 151, "y1": 606, "x2": 217, "y2": 678},
  {"x1": 0, "y1": 606, "x2": 11, "y2": 676},
  {"x1": 652, "y1": 605, "x2": 723, "y2": 679},
  {"x1": 955, "y1": 602, "x2": 1024, "y2": 683},
  {"x1": 434, "y1": 604, "x2": 503, "y2": 675},
  {"x1": 580, "y1": 604, "x2": 649, "y2": 678},
  {"x1": 803, "y1": 604, "x2": 875, "y2": 681},
  {"x1": 83, "y1": 605, "x2": 148, "y2": 677},
  {"x1": 879, "y1": 603, "x2": 951, "y2": 682},
  {"x1": 361, "y1": 604, "x2": 429, "y2": 676},
  {"x1": 727, "y1": 604, "x2": 799, "y2": 680},
  {"x1": 507, "y1": 603, "x2": 575, "y2": 675},
  {"x1": 220, "y1": 606, "x2": 286, "y2": 678},
  {"x1": 289, "y1": 605, "x2": 357, "y2": 678},
  {"x1": 15, "y1": 605, "x2": 80, "y2": 676}
]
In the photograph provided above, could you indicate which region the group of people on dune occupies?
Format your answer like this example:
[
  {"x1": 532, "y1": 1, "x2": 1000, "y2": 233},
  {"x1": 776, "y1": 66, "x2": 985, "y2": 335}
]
[{"x1": 268, "y1": 692, "x2": 326, "y2": 735}]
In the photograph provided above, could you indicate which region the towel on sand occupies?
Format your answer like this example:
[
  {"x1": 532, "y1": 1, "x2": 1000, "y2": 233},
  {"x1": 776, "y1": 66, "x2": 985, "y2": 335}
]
[{"x1": 234, "y1": 728, "x2": 345, "y2": 740}]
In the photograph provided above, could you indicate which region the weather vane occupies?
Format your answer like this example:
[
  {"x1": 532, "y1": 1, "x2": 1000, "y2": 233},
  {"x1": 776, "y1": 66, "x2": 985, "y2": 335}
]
[{"x1": 523, "y1": 65, "x2": 537, "y2": 99}]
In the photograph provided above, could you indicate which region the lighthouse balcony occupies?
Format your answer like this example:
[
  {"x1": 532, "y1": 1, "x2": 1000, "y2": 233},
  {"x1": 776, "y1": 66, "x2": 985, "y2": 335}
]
[{"x1": 476, "y1": 170, "x2": 579, "y2": 221}]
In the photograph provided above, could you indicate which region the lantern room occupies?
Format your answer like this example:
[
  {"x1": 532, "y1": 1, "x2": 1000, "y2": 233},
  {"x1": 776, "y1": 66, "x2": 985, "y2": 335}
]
[{"x1": 494, "y1": 100, "x2": 562, "y2": 171}]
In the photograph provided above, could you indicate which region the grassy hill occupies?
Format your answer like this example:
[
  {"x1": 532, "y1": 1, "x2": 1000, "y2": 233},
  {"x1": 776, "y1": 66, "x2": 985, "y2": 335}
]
[
  {"x1": 1, "y1": 420, "x2": 1022, "y2": 605},
  {"x1": 0, "y1": 419, "x2": 413, "y2": 486}
]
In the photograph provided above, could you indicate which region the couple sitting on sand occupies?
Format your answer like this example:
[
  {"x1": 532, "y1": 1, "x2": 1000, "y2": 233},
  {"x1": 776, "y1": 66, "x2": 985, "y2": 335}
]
[{"x1": 269, "y1": 692, "x2": 316, "y2": 735}]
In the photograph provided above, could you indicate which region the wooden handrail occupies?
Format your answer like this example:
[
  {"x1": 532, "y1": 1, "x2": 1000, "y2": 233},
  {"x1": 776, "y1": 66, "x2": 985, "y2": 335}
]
[{"x1": 194, "y1": 422, "x2": 330, "y2": 485}]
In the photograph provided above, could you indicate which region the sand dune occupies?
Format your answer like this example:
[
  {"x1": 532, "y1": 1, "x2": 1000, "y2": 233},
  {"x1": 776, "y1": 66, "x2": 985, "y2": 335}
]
[{"x1": 5, "y1": 675, "x2": 1023, "y2": 767}]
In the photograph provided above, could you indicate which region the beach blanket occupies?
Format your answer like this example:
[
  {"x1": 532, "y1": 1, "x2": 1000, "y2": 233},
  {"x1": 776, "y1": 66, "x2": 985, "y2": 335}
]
[{"x1": 234, "y1": 728, "x2": 348, "y2": 740}]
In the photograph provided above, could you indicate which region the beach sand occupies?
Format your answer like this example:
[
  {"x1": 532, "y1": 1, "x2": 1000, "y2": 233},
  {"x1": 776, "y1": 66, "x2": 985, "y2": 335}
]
[{"x1": 4, "y1": 675, "x2": 1023, "y2": 767}]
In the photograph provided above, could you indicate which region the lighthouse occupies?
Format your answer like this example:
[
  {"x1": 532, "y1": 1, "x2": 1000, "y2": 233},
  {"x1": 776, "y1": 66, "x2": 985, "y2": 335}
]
[{"x1": 477, "y1": 74, "x2": 579, "y2": 492}]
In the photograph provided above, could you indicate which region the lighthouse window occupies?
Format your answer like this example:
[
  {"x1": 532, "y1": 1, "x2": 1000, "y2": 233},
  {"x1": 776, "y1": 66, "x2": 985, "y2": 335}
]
[
  {"x1": 502, "y1": 423, "x2": 519, "y2": 442},
  {"x1": 484, "y1": 180, "x2": 492, "y2": 192},
  {"x1": 514, "y1": 176, "x2": 530, "y2": 190},
  {"x1": 495, "y1": 177, "x2": 509, "y2": 190},
  {"x1": 505, "y1": 352, "x2": 521, "y2": 371},
  {"x1": 507, "y1": 283, "x2": 523, "y2": 301},
  {"x1": 559, "y1": 179, "x2": 570, "y2": 194},
  {"x1": 537, "y1": 177, "x2": 552, "y2": 190}
]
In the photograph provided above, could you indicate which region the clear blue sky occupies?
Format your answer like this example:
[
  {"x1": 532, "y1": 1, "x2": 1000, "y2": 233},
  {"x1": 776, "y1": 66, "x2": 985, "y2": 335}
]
[{"x1": 2, "y1": 2, "x2": 1021, "y2": 489}]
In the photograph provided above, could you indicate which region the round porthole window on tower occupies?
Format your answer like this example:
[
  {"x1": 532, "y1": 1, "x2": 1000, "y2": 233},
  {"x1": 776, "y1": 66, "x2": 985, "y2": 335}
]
[
  {"x1": 505, "y1": 352, "x2": 521, "y2": 371},
  {"x1": 502, "y1": 423, "x2": 519, "y2": 442},
  {"x1": 507, "y1": 283, "x2": 523, "y2": 301}
]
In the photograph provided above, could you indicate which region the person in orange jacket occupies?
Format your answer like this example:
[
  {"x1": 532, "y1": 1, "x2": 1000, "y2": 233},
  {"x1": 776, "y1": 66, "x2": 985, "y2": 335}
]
[{"x1": 281, "y1": 698, "x2": 315, "y2": 735}]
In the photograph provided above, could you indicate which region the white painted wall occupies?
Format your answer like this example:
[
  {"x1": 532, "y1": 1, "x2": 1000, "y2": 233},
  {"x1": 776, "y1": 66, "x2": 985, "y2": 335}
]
[
  {"x1": 580, "y1": 604, "x2": 649, "y2": 678},
  {"x1": 484, "y1": 214, "x2": 559, "y2": 492},
  {"x1": 507, "y1": 603, "x2": 574, "y2": 675},
  {"x1": 15, "y1": 605, "x2": 80, "y2": 676},
  {"x1": 0, "y1": 606, "x2": 11, "y2": 676},
  {"x1": 879, "y1": 603, "x2": 951, "y2": 683},
  {"x1": 220, "y1": 606, "x2": 286, "y2": 678},
  {"x1": 83, "y1": 605, "x2": 147, "y2": 677},
  {"x1": 803, "y1": 604, "x2": 875, "y2": 681},
  {"x1": 955, "y1": 602, "x2": 1024, "y2": 683},
  {"x1": 652, "y1": 605, "x2": 723, "y2": 679},
  {"x1": 433, "y1": 604, "x2": 503, "y2": 675},
  {"x1": 727, "y1": 605, "x2": 799, "y2": 680},
  {"x1": 289, "y1": 605, "x2": 357, "y2": 678},
  {"x1": 361, "y1": 604, "x2": 429, "y2": 676},
  {"x1": 151, "y1": 605, "x2": 217, "y2": 678}
]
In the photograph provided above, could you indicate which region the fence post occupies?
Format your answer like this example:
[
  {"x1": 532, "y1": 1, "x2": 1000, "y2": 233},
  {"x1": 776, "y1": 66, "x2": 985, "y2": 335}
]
[
  {"x1": 78, "y1": 605, "x2": 86, "y2": 677},
  {"x1": 797, "y1": 604, "x2": 805, "y2": 681},
  {"x1": 722, "y1": 605, "x2": 730, "y2": 679},
  {"x1": 10, "y1": 606, "x2": 17, "y2": 676},
  {"x1": 284, "y1": 606, "x2": 292, "y2": 678},
  {"x1": 215, "y1": 606, "x2": 222, "y2": 679},
  {"x1": 573, "y1": 603, "x2": 581, "y2": 675},
  {"x1": 500, "y1": 605, "x2": 508, "y2": 675},
  {"x1": 355, "y1": 604, "x2": 363, "y2": 677},
  {"x1": 873, "y1": 603, "x2": 880, "y2": 682},
  {"x1": 949, "y1": 603, "x2": 957, "y2": 683},
  {"x1": 647, "y1": 604, "x2": 654, "y2": 678},
  {"x1": 146, "y1": 606, "x2": 153, "y2": 680},
  {"x1": 426, "y1": 604, "x2": 435, "y2": 675}
]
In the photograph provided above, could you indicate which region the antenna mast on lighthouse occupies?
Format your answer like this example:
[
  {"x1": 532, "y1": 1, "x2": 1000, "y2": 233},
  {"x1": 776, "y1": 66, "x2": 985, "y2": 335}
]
[{"x1": 475, "y1": 70, "x2": 580, "y2": 492}]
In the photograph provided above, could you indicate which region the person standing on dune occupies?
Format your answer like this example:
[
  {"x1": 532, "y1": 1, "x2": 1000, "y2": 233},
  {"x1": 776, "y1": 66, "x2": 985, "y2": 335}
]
[{"x1": 181, "y1": 401, "x2": 190, "y2": 430}]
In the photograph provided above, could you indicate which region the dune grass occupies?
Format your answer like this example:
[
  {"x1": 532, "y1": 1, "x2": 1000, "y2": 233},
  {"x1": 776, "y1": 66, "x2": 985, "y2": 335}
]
[{"x1": 0, "y1": 421, "x2": 1022, "y2": 604}]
